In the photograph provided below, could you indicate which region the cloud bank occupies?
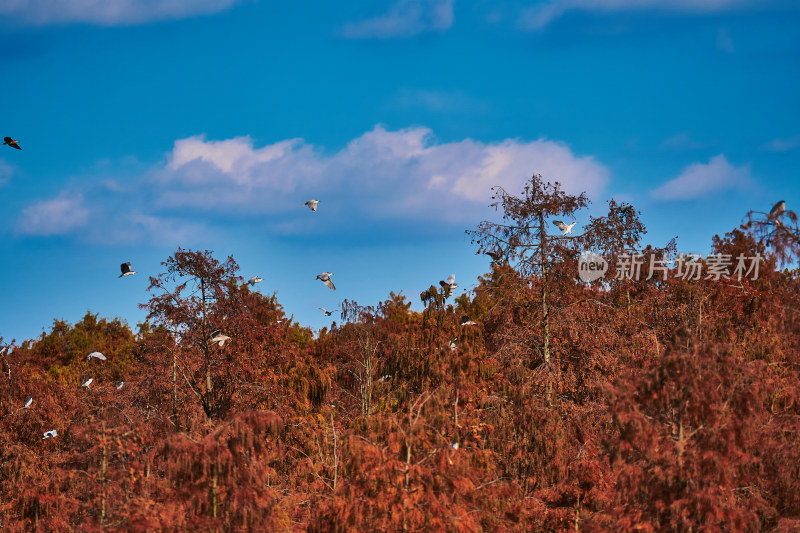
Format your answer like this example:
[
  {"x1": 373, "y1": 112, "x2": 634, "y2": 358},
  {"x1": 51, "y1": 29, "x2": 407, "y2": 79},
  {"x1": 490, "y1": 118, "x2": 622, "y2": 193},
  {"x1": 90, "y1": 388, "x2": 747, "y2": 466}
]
[
  {"x1": 0, "y1": 0, "x2": 244, "y2": 26},
  {"x1": 341, "y1": 0, "x2": 454, "y2": 39},
  {"x1": 17, "y1": 125, "x2": 610, "y2": 243},
  {"x1": 650, "y1": 154, "x2": 751, "y2": 200}
]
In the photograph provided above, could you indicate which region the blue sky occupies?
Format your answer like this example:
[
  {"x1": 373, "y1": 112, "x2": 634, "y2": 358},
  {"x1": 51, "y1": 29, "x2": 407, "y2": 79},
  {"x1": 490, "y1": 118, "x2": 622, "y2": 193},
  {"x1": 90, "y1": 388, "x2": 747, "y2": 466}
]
[{"x1": 1, "y1": 0, "x2": 798, "y2": 343}]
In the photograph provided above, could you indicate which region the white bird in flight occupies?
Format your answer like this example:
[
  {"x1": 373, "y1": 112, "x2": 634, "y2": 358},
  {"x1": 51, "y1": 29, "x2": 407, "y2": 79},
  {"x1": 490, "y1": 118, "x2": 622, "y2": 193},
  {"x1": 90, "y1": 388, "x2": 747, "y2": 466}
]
[
  {"x1": 318, "y1": 307, "x2": 337, "y2": 316},
  {"x1": 316, "y1": 272, "x2": 336, "y2": 290},
  {"x1": 43, "y1": 430, "x2": 58, "y2": 439},
  {"x1": 460, "y1": 316, "x2": 477, "y2": 326},
  {"x1": 553, "y1": 220, "x2": 577, "y2": 235},
  {"x1": 304, "y1": 200, "x2": 319, "y2": 212},
  {"x1": 23, "y1": 397, "x2": 33, "y2": 409},
  {"x1": 81, "y1": 378, "x2": 93, "y2": 388},
  {"x1": 209, "y1": 331, "x2": 231, "y2": 347},
  {"x1": 119, "y1": 262, "x2": 136, "y2": 277},
  {"x1": 439, "y1": 274, "x2": 458, "y2": 291},
  {"x1": 87, "y1": 351, "x2": 106, "y2": 361},
  {"x1": 248, "y1": 275, "x2": 263, "y2": 286}
]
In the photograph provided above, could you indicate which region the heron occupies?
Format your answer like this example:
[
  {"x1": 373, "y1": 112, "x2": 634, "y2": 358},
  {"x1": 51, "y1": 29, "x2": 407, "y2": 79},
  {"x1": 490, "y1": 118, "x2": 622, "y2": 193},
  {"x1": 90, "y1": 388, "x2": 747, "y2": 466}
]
[
  {"x1": 304, "y1": 200, "x2": 319, "y2": 212},
  {"x1": 23, "y1": 397, "x2": 33, "y2": 409},
  {"x1": 209, "y1": 331, "x2": 231, "y2": 347},
  {"x1": 43, "y1": 430, "x2": 58, "y2": 439},
  {"x1": 768, "y1": 200, "x2": 786, "y2": 221},
  {"x1": 316, "y1": 272, "x2": 336, "y2": 290},
  {"x1": 553, "y1": 220, "x2": 577, "y2": 235},
  {"x1": 119, "y1": 262, "x2": 136, "y2": 277},
  {"x1": 2, "y1": 137, "x2": 21, "y2": 150},
  {"x1": 460, "y1": 316, "x2": 477, "y2": 326},
  {"x1": 248, "y1": 275, "x2": 263, "y2": 285},
  {"x1": 81, "y1": 378, "x2": 93, "y2": 388},
  {"x1": 87, "y1": 351, "x2": 107, "y2": 361},
  {"x1": 439, "y1": 274, "x2": 458, "y2": 291},
  {"x1": 318, "y1": 307, "x2": 337, "y2": 317}
]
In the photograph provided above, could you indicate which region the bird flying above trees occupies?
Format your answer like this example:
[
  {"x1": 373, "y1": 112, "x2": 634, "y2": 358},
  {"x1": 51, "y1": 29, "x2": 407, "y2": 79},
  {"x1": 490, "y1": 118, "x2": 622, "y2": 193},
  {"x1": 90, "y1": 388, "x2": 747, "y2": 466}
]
[
  {"x1": 485, "y1": 251, "x2": 503, "y2": 263},
  {"x1": 248, "y1": 275, "x2": 263, "y2": 285},
  {"x1": 553, "y1": 220, "x2": 577, "y2": 235},
  {"x1": 304, "y1": 200, "x2": 319, "y2": 212},
  {"x1": 316, "y1": 272, "x2": 336, "y2": 290},
  {"x1": 119, "y1": 262, "x2": 136, "y2": 277},
  {"x1": 460, "y1": 316, "x2": 477, "y2": 326},
  {"x1": 2, "y1": 137, "x2": 21, "y2": 150},
  {"x1": 209, "y1": 331, "x2": 231, "y2": 347},
  {"x1": 43, "y1": 430, "x2": 58, "y2": 439},
  {"x1": 81, "y1": 378, "x2": 93, "y2": 388},
  {"x1": 318, "y1": 307, "x2": 337, "y2": 316},
  {"x1": 23, "y1": 397, "x2": 33, "y2": 409},
  {"x1": 439, "y1": 274, "x2": 458, "y2": 291},
  {"x1": 87, "y1": 351, "x2": 106, "y2": 361}
]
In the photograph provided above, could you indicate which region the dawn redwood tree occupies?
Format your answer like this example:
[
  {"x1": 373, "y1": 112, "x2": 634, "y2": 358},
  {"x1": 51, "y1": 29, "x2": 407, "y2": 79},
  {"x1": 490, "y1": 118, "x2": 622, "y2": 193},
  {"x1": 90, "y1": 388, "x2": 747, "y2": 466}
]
[{"x1": 140, "y1": 248, "x2": 241, "y2": 421}]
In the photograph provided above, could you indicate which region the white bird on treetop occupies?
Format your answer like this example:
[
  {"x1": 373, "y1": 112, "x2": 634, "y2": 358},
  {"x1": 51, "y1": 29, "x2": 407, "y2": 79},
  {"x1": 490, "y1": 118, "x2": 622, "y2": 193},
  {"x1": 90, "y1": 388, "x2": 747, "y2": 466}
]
[
  {"x1": 119, "y1": 262, "x2": 136, "y2": 277},
  {"x1": 553, "y1": 220, "x2": 577, "y2": 235},
  {"x1": 87, "y1": 351, "x2": 106, "y2": 361},
  {"x1": 43, "y1": 430, "x2": 58, "y2": 439},
  {"x1": 81, "y1": 378, "x2": 93, "y2": 388},
  {"x1": 304, "y1": 200, "x2": 319, "y2": 212},
  {"x1": 248, "y1": 275, "x2": 263, "y2": 285},
  {"x1": 440, "y1": 274, "x2": 458, "y2": 291},
  {"x1": 316, "y1": 272, "x2": 336, "y2": 290}
]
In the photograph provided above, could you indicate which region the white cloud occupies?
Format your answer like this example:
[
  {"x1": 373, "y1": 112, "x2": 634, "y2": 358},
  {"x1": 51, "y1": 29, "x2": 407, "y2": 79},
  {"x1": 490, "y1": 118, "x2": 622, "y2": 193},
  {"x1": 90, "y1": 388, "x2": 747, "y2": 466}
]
[
  {"x1": 521, "y1": 0, "x2": 757, "y2": 30},
  {"x1": 0, "y1": 0, "x2": 244, "y2": 26},
  {"x1": 716, "y1": 28, "x2": 735, "y2": 52},
  {"x1": 0, "y1": 159, "x2": 13, "y2": 186},
  {"x1": 18, "y1": 193, "x2": 89, "y2": 235},
  {"x1": 156, "y1": 125, "x2": 609, "y2": 222},
  {"x1": 341, "y1": 0, "x2": 454, "y2": 39},
  {"x1": 763, "y1": 135, "x2": 800, "y2": 152},
  {"x1": 649, "y1": 154, "x2": 751, "y2": 201}
]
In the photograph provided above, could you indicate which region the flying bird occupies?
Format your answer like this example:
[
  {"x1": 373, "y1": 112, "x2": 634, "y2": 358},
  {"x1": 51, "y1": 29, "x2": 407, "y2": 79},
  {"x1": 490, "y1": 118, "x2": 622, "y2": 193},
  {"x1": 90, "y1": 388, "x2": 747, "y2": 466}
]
[
  {"x1": 116, "y1": 381, "x2": 124, "y2": 390},
  {"x1": 87, "y1": 351, "x2": 107, "y2": 361},
  {"x1": 209, "y1": 331, "x2": 231, "y2": 347},
  {"x1": 768, "y1": 200, "x2": 786, "y2": 221},
  {"x1": 485, "y1": 251, "x2": 503, "y2": 263},
  {"x1": 318, "y1": 307, "x2": 337, "y2": 317},
  {"x1": 43, "y1": 430, "x2": 58, "y2": 439},
  {"x1": 460, "y1": 316, "x2": 477, "y2": 326},
  {"x1": 2, "y1": 137, "x2": 21, "y2": 150},
  {"x1": 81, "y1": 378, "x2": 93, "y2": 388},
  {"x1": 119, "y1": 262, "x2": 136, "y2": 277},
  {"x1": 553, "y1": 220, "x2": 577, "y2": 235},
  {"x1": 23, "y1": 397, "x2": 33, "y2": 409},
  {"x1": 248, "y1": 275, "x2": 263, "y2": 286},
  {"x1": 439, "y1": 274, "x2": 458, "y2": 291},
  {"x1": 304, "y1": 200, "x2": 319, "y2": 212},
  {"x1": 316, "y1": 272, "x2": 336, "y2": 290}
]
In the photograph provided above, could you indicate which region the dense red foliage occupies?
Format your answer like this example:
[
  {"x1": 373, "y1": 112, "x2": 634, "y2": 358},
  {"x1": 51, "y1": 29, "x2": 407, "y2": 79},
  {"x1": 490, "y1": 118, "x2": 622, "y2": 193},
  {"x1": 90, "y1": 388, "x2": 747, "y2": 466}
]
[{"x1": 1, "y1": 175, "x2": 799, "y2": 531}]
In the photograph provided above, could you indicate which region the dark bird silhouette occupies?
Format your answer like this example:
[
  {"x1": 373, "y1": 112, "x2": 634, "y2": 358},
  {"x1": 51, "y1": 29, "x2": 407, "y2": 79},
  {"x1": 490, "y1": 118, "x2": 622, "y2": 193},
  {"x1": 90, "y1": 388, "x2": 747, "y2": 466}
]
[
  {"x1": 119, "y1": 262, "x2": 136, "y2": 277},
  {"x1": 2, "y1": 137, "x2": 21, "y2": 150}
]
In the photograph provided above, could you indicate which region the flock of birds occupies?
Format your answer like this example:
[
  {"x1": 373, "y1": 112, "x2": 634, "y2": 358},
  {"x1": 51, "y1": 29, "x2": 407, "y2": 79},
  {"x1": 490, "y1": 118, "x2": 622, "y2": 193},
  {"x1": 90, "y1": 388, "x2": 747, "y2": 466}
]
[{"x1": 3, "y1": 136, "x2": 788, "y2": 442}]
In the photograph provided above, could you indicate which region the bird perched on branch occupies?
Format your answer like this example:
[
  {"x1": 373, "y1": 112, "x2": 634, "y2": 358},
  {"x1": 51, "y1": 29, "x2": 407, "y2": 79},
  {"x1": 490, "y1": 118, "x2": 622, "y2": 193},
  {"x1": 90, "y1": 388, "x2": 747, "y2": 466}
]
[
  {"x1": 768, "y1": 200, "x2": 786, "y2": 221},
  {"x1": 43, "y1": 430, "x2": 58, "y2": 439}
]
